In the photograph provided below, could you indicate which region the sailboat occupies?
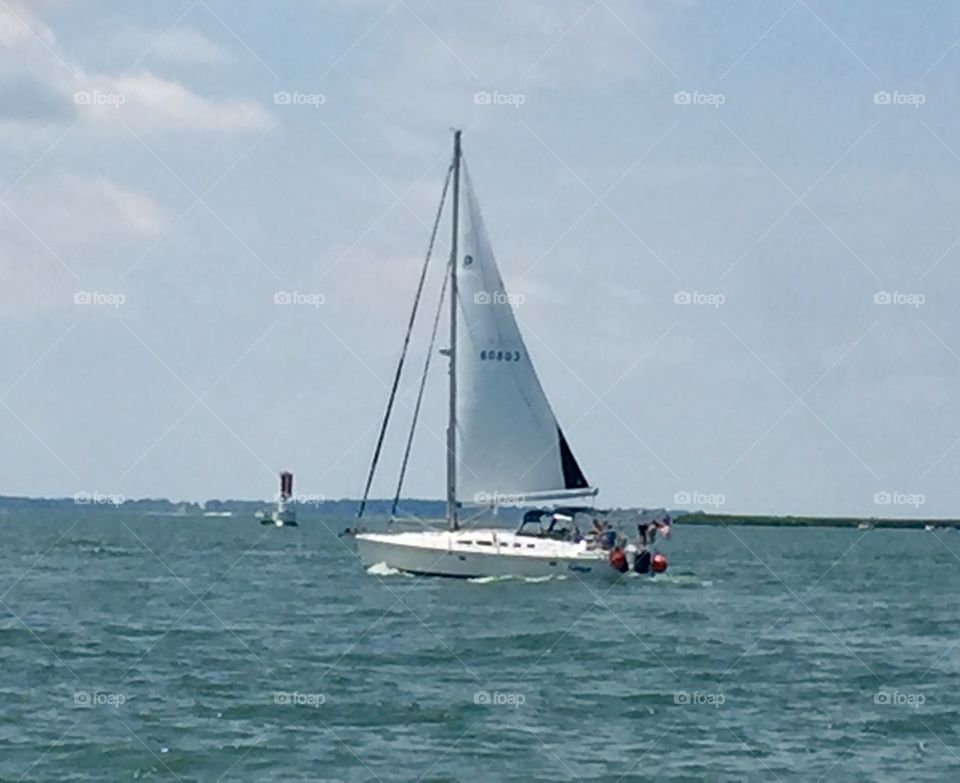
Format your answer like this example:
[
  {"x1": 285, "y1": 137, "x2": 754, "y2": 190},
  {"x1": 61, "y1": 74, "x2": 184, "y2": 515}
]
[{"x1": 355, "y1": 131, "x2": 657, "y2": 580}]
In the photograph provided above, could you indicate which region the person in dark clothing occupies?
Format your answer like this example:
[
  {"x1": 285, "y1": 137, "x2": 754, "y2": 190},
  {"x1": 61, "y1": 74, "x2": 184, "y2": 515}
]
[
  {"x1": 634, "y1": 547, "x2": 652, "y2": 574},
  {"x1": 638, "y1": 521, "x2": 658, "y2": 546}
]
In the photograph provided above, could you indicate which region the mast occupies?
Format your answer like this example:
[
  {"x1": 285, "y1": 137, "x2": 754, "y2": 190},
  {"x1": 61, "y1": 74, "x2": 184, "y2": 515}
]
[{"x1": 447, "y1": 129, "x2": 461, "y2": 530}]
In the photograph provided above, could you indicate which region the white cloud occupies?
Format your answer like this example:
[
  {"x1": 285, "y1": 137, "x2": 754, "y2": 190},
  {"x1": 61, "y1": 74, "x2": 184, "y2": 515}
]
[
  {"x1": 0, "y1": 172, "x2": 173, "y2": 313},
  {"x1": 18, "y1": 173, "x2": 170, "y2": 240},
  {"x1": 0, "y1": 5, "x2": 268, "y2": 135},
  {"x1": 86, "y1": 177, "x2": 171, "y2": 236},
  {"x1": 148, "y1": 27, "x2": 234, "y2": 66},
  {"x1": 0, "y1": 1, "x2": 56, "y2": 47},
  {"x1": 73, "y1": 71, "x2": 271, "y2": 133}
]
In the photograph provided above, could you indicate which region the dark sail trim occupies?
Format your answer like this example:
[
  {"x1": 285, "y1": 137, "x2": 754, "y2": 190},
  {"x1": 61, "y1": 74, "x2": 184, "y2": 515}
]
[{"x1": 557, "y1": 427, "x2": 589, "y2": 489}]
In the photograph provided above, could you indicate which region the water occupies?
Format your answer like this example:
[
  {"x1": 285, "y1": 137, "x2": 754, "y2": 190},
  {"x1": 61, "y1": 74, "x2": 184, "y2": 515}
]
[{"x1": 2, "y1": 513, "x2": 958, "y2": 781}]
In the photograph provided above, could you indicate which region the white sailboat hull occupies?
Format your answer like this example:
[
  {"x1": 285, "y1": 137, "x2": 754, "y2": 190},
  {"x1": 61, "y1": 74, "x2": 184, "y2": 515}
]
[{"x1": 355, "y1": 529, "x2": 624, "y2": 581}]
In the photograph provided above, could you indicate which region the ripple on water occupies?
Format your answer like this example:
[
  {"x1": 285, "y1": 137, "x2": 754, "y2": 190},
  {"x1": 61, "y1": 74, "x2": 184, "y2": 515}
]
[{"x1": 4, "y1": 518, "x2": 960, "y2": 781}]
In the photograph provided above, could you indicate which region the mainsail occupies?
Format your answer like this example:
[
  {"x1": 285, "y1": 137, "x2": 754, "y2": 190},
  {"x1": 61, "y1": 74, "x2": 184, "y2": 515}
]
[{"x1": 454, "y1": 164, "x2": 595, "y2": 505}]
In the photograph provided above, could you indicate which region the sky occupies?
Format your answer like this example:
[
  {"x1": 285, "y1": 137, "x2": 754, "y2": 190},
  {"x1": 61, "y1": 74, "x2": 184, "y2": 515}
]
[{"x1": 2, "y1": 0, "x2": 960, "y2": 517}]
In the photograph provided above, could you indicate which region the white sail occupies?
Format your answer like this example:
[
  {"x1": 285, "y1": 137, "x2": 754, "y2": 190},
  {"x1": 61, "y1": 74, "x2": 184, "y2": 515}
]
[{"x1": 454, "y1": 164, "x2": 594, "y2": 505}]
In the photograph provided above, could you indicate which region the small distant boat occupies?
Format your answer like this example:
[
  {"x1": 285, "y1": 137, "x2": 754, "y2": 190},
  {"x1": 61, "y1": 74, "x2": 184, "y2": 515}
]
[
  {"x1": 857, "y1": 522, "x2": 873, "y2": 530},
  {"x1": 256, "y1": 471, "x2": 298, "y2": 527},
  {"x1": 354, "y1": 131, "x2": 667, "y2": 581},
  {"x1": 924, "y1": 524, "x2": 936, "y2": 532},
  {"x1": 202, "y1": 511, "x2": 233, "y2": 518}
]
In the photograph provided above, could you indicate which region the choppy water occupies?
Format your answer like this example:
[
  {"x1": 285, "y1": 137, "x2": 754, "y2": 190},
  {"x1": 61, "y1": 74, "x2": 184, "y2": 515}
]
[{"x1": 2, "y1": 513, "x2": 958, "y2": 781}]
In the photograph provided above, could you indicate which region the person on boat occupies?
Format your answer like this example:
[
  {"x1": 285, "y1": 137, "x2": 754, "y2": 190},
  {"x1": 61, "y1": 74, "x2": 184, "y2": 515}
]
[
  {"x1": 599, "y1": 527, "x2": 617, "y2": 550},
  {"x1": 584, "y1": 518, "x2": 602, "y2": 545},
  {"x1": 634, "y1": 546, "x2": 652, "y2": 574},
  {"x1": 657, "y1": 513, "x2": 672, "y2": 539},
  {"x1": 638, "y1": 513, "x2": 671, "y2": 547},
  {"x1": 585, "y1": 519, "x2": 615, "y2": 549},
  {"x1": 638, "y1": 521, "x2": 655, "y2": 547},
  {"x1": 629, "y1": 522, "x2": 651, "y2": 574}
]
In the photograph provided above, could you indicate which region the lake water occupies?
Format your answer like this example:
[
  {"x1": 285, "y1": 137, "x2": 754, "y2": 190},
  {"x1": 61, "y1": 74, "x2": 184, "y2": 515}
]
[{"x1": 1, "y1": 513, "x2": 957, "y2": 781}]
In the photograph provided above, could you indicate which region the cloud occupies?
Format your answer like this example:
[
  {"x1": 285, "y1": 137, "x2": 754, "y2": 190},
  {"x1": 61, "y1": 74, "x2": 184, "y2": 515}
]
[
  {"x1": 147, "y1": 27, "x2": 235, "y2": 66},
  {"x1": 16, "y1": 173, "x2": 171, "y2": 241},
  {"x1": 0, "y1": 5, "x2": 268, "y2": 135},
  {"x1": 0, "y1": 173, "x2": 173, "y2": 314},
  {"x1": 83, "y1": 177, "x2": 172, "y2": 236},
  {"x1": 73, "y1": 71, "x2": 271, "y2": 133},
  {"x1": 0, "y1": 1, "x2": 55, "y2": 47}
]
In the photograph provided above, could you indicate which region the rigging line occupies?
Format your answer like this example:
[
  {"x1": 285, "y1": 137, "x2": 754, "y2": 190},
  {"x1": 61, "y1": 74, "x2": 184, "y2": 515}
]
[
  {"x1": 391, "y1": 257, "x2": 450, "y2": 519},
  {"x1": 358, "y1": 163, "x2": 453, "y2": 518}
]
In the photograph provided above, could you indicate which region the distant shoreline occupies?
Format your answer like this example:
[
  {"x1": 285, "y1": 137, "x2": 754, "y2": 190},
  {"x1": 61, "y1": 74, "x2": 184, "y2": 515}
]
[
  {"x1": 0, "y1": 496, "x2": 956, "y2": 528},
  {"x1": 675, "y1": 512, "x2": 960, "y2": 530}
]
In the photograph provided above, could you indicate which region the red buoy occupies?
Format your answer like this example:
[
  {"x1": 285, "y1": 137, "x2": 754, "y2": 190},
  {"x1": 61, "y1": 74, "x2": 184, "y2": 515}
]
[{"x1": 651, "y1": 553, "x2": 668, "y2": 573}]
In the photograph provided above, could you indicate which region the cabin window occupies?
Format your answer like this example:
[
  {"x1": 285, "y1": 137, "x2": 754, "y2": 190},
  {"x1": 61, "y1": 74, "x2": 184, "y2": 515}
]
[
  {"x1": 497, "y1": 351, "x2": 503, "y2": 360},
  {"x1": 526, "y1": 544, "x2": 535, "y2": 548},
  {"x1": 505, "y1": 352, "x2": 512, "y2": 361},
  {"x1": 480, "y1": 350, "x2": 487, "y2": 360},
  {"x1": 476, "y1": 540, "x2": 492, "y2": 546},
  {"x1": 514, "y1": 351, "x2": 521, "y2": 361}
]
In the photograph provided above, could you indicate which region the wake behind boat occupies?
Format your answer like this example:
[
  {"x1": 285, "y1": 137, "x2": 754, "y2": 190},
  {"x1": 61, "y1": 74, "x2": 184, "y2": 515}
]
[{"x1": 354, "y1": 130, "x2": 669, "y2": 581}]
